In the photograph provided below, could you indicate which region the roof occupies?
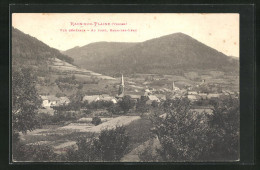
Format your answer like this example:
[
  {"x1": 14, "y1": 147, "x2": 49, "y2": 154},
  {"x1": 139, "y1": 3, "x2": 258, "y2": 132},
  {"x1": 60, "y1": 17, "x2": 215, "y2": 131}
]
[
  {"x1": 187, "y1": 94, "x2": 201, "y2": 100},
  {"x1": 128, "y1": 94, "x2": 141, "y2": 99},
  {"x1": 100, "y1": 94, "x2": 110, "y2": 98},
  {"x1": 82, "y1": 95, "x2": 100, "y2": 103},
  {"x1": 207, "y1": 93, "x2": 220, "y2": 98},
  {"x1": 117, "y1": 93, "x2": 124, "y2": 98},
  {"x1": 59, "y1": 97, "x2": 70, "y2": 102},
  {"x1": 190, "y1": 108, "x2": 213, "y2": 115},
  {"x1": 83, "y1": 95, "x2": 117, "y2": 103},
  {"x1": 148, "y1": 95, "x2": 160, "y2": 101},
  {"x1": 40, "y1": 95, "x2": 59, "y2": 101},
  {"x1": 156, "y1": 94, "x2": 166, "y2": 100},
  {"x1": 100, "y1": 96, "x2": 116, "y2": 101},
  {"x1": 188, "y1": 91, "x2": 198, "y2": 95}
]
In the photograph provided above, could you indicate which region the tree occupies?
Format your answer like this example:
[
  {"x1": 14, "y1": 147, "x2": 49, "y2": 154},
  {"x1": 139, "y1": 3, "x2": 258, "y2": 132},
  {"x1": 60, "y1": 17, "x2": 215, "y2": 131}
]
[
  {"x1": 67, "y1": 126, "x2": 129, "y2": 161},
  {"x1": 94, "y1": 126, "x2": 129, "y2": 161},
  {"x1": 150, "y1": 98, "x2": 210, "y2": 161},
  {"x1": 69, "y1": 90, "x2": 84, "y2": 110},
  {"x1": 151, "y1": 100, "x2": 159, "y2": 108},
  {"x1": 91, "y1": 117, "x2": 102, "y2": 126},
  {"x1": 136, "y1": 96, "x2": 149, "y2": 113},
  {"x1": 118, "y1": 95, "x2": 135, "y2": 113},
  {"x1": 107, "y1": 104, "x2": 123, "y2": 115},
  {"x1": 12, "y1": 68, "x2": 42, "y2": 133},
  {"x1": 206, "y1": 96, "x2": 239, "y2": 160}
]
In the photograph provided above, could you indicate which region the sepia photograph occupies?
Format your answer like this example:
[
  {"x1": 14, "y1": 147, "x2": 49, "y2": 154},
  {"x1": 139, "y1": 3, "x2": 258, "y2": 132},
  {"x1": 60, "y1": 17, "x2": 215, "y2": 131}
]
[{"x1": 11, "y1": 13, "x2": 240, "y2": 162}]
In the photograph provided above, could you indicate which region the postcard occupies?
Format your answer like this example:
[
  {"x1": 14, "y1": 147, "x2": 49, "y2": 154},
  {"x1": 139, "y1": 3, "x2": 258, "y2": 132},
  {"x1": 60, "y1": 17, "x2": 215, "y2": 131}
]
[{"x1": 11, "y1": 13, "x2": 239, "y2": 162}]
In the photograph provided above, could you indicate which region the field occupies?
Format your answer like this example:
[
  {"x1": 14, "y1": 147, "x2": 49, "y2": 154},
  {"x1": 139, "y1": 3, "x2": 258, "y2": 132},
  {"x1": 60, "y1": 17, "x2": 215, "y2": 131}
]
[{"x1": 19, "y1": 114, "x2": 152, "y2": 156}]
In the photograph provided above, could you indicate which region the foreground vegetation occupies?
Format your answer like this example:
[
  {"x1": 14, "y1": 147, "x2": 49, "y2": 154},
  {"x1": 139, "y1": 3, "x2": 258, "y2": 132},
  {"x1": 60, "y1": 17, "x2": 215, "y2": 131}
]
[
  {"x1": 12, "y1": 96, "x2": 239, "y2": 162},
  {"x1": 12, "y1": 67, "x2": 239, "y2": 162}
]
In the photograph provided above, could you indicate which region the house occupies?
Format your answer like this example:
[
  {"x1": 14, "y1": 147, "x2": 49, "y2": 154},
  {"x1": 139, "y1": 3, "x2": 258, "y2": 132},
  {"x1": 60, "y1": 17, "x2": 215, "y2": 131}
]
[
  {"x1": 199, "y1": 93, "x2": 208, "y2": 100},
  {"x1": 146, "y1": 95, "x2": 160, "y2": 105},
  {"x1": 82, "y1": 95, "x2": 100, "y2": 103},
  {"x1": 128, "y1": 94, "x2": 141, "y2": 100},
  {"x1": 190, "y1": 106, "x2": 214, "y2": 115},
  {"x1": 187, "y1": 94, "x2": 201, "y2": 101},
  {"x1": 57, "y1": 97, "x2": 70, "y2": 106},
  {"x1": 144, "y1": 88, "x2": 156, "y2": 96},
  {"x1": 207, "y1": 93, "x2": 220, "y2": 99},
  {"x1": 83, "y1": 95, "x2": 117, "y2": 104},
  {"x1": 99, "y1": 95, "x2": 117, "y2": 104},
  {"x1": 156, "y1": 94, "x2": 166, "y2": 101},
  {"x1": 40, "y1": 95, "x2": 60, "y2": 108},
  {"x1": 188, "y1": 91, "x2": 198, "y2": 95}
]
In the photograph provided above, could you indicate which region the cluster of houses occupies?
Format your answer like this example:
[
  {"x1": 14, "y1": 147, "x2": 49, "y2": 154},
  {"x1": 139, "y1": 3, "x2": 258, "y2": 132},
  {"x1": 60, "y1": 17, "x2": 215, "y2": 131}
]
[
  {"x1": 187, "y1": 89, "x2": 239, "y2": 101},
  {"x1": 82, "y1": 94, "x2": 117, "y2": 104},
  {"x1": 40, "y1": 95, "x2": 70, "y2": 108},
  {"x1": 40, "y1": 74, "x2": 238, "y2": 111}
]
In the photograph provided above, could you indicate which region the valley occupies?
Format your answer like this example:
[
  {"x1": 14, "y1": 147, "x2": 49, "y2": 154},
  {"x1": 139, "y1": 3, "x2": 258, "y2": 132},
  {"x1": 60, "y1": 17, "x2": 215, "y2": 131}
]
[{"x1": 12, "y1": 27, "x2": 239, "y2": 162}]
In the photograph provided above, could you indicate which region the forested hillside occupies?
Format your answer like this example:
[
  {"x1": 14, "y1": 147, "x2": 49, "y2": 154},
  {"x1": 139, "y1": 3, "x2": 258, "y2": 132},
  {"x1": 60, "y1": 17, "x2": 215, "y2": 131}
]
[
  {"x1": 64, "y1": 33, "x2": 239, "y2": 76},
  {"x1": 12, "y1": 27, "x2": 74, "y2": 73}
]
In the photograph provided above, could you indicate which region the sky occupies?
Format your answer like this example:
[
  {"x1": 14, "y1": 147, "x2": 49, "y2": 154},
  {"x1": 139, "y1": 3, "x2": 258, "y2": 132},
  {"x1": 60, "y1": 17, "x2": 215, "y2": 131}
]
[{"x1": 12, "y1": 13, "x2": 239, "y2": 57}]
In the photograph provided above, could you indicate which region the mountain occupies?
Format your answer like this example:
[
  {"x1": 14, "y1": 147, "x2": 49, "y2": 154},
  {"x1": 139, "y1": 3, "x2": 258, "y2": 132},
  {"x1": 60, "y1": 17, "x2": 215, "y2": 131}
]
[
  {"x1": 12, "y1": 27, "x2": 117, "y2": 96},
  {"x1": 63, "y1": 42, "x2": 138, "y2": 68},
  {"x1": 12, "y1": 27, "x2": 74, "y2": 70},
  {"x1": 64, "y1": 33, "x2": 239, "y2": 76}
]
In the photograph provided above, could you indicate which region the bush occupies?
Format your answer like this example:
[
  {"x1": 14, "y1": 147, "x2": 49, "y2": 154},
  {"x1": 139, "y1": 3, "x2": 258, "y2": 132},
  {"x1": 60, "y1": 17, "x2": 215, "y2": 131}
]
[
  {"x1": 138, "y1": 140, "x2": 162, "y2": 162},
  {"x1": 36, "y1": 113, "x2": 53, "y2": 127},
  {"x1": 136, "y1": 96, "x2": 149, "y2": 113},
  {"x1": 151, "y1": 98, "x2": 210, "y2": 161},
  {"x1": 83, "y1": 109, "x2": 92, "y2": 115},
  {"x1": 118, "y1": 95, "x2": 135, "y2": 113},
  {"x1": 51, "y1": 111, "x2": 79, "y2": 124},
  {"x1": 148, "y1": 96, "x2": 240, "y2": 162},
  {"x1": 206, "y1": 96, "x2": 239, "y2": 160},
  {"x1": 12, "y1": 68, "x2": 42, "y2": 133},
  {"x1": 13, "y1": 143, "x2": 57, "y2": 162},
  {"x1": 91, "y1": 117, "x2": 101, "y2": 126},
  {"x1": 67, "y1": 126, "x2": 130, "y2": 161},
  {"x1": 87, "y1": 100, "x2": 114, "y2": 110},
  {"x1": 107, "y1": 104, "x2": 123, "y2": 115},
  {"x1": 96, "y1": 126, "x2": 129, "y2": 161}
]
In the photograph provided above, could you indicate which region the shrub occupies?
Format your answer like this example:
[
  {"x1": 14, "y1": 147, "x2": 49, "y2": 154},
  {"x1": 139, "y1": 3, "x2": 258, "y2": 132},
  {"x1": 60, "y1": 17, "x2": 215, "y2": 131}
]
[
  {"x1": 13, "y1": 143, "x2": 57, "y2": 162},
  {"x1": 149, "y1": 96, "x2": 240, "y2": 162},
  {"x1": 83, "y1": 109, "x2": 92, "y2": 115},
  {"x1": 91, "y1": 117, "x2": 101, "y2": 126},
  {"x1": 67, "y1": 126, "x2": 130, "y2": 161},
  {"x1": 95, "y1": 126, "x2": 129, "y2": 161},
  {"x1": 87, "y1": 100, "x2": 114, "y2": 110},
  {"x1": 151, "y1": 98, "x2": 210, "y2": 161},
  {"x1": 138, "y1": 140, "x2": 162, "y2": 162},
  {"x1": 36, "y1": 113, "x2": 53, "y2": 127},
  {"x1": 107, "y1": 104, "x2": 123, "y2": 115},
  {"x1": 206, "y1": 96, "x2": 239, "y2": 160},
  {"x1": 51, "y1": 111, "x2": 79, "y2": 124},
  {"x1": 118, "y1": 95, "x2": 135, "y2": 113},
  {"x1": 12, "y1": 68, "x2": 42, "y2": 133},
  {"x1": 136, "y1": 96, "x2": 149, "y2": 113}
]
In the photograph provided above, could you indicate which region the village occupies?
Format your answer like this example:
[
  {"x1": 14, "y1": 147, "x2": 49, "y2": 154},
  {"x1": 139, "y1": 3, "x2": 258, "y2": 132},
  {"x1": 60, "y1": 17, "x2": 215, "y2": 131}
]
[
  {"x1": 11, "y1": 15, "x2": 240, "y2": 161},
  {"x1": 39, "y1": 73, "x2": 238, "y2": 115},
  {"x1": 14, "y1": 71, "x2": 238, "y2": 162}
]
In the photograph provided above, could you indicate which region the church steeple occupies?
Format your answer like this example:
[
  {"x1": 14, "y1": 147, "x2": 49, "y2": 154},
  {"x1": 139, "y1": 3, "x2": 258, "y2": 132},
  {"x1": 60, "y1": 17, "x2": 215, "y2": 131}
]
[
  {"x1": 118, "y1": 74, "x2": 124, "y2": 97},
  {"x1": 172, "y1": 81, "x2": 180, "y2": 91},
  {"x1": 121, "y1": 74, "x2": 124, "y2": 87},
  {"x1": 172, "y1": 81, "x2": 175, "y2": 90}
]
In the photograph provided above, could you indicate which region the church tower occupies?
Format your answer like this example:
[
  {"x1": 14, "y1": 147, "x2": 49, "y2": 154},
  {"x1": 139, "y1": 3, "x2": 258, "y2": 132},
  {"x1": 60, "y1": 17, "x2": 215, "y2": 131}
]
[
  {"x1": 172, "y1": 81, "x2": 175, "y2": 90},
  {"x1": 118, "y1": 74, "x2": 125, "y2": 97},
  {"x1": 172, "y1": 81, "x2": 180, "y2": 91}
]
